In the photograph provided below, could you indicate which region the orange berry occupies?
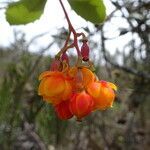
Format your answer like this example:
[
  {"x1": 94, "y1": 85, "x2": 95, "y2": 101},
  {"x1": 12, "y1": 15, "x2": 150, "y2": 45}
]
[
  {"x1": 87, "y1": 80, "x2": 116, "y2": 110},
  {"x1": 38, "y1": 71, "x2": 72, "y2": 105}
]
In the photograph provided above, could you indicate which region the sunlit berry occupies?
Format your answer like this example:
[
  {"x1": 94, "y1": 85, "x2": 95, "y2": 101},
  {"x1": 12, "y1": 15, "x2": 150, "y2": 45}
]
[
  {"x1": 38, "y1": 71, "x2": 72, "y2": 105},
  {"x1": 69, "y1": 91, "x2": 94, "y2": 120},
  {"x1": 55, "y1": 100, "x2": 73, "y2": 120},
  {"x1": 87, "y1": 80, "x2": 117, "y2": 110}
]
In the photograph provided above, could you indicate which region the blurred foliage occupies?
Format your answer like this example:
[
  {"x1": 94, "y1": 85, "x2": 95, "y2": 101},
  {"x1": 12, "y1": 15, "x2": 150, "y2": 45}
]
[
  {"x1": 6, "y1": 0, "x2": 47, "y2": 25},
  {"x1": 68, "y1": 0, "x2": 106, "y2": 24},
  {"x1": 0, "y1": 0, "x2": 150, "y2": 150},
  {"x1": 5, "y1": 0, "x2": 106, "y2": 25}
]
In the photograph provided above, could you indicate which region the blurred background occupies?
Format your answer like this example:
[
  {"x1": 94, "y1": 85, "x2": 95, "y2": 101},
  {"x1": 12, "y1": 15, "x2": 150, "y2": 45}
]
[{"x1": 0, "y1": 0, "x2": 150, "y2": 149}]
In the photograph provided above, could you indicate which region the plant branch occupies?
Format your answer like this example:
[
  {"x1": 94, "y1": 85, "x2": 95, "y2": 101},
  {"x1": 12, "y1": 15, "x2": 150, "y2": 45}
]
[
  {"x1": 101, "y1": 27, "x2": 150, "y2": 80},
  {"x1": 59, "y1": 0, "x2": 73, "y2": 30},
  {"x1": 59, "y1": 0, "x2": 83, "y2": 57}
]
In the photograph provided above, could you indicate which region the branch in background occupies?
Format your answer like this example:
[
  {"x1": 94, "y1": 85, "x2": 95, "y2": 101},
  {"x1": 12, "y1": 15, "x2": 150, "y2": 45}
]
[
  {"x1": 34, "y1": 101, "x2": 45, "y2": 119},
  {"x1": 101, "y1": 27, "x2": 150, "y2": 80},
  {"x1": 106, "y1": 59, "x2": 150, "y2": 80},
  {"x1": 21, "y1": 121, "x2": 47, "y2": 150},
  {"x1": 28, "y1": 130, "x2": 46, "y2": 150},
  {"x1": 96, "y1": 113, "x2": 111, "y2": 149},
  {"x1": 27, "y1": 32, "x2": 50, "y2": 49},
  {"x1": 110, "y1": 0, "x2": 135, "y2": 29},
  {"x1": 124, "y1": 112, "x2": 135, "y2": 149}
]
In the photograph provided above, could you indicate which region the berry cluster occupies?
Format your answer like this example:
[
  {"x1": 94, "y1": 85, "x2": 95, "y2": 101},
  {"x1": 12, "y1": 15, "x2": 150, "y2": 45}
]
[
  {"x1": 38, "y1": 39, "x2": 117, "y2": 121},
  {"x1": 38, "y1": 0, "x2": 117, "y2": 121}
]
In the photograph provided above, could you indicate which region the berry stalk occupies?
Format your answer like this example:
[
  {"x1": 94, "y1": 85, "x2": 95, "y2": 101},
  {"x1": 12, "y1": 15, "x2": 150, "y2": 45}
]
[{"x1": 58, "y1": 0, "x2": 84, "y2": 58}]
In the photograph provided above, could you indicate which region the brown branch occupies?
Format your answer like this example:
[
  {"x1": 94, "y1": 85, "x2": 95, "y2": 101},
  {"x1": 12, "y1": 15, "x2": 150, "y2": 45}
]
[
  {"x1": 101, "y1": 27, "x2": 150, "y2": 80},
  {"x1": 24, "y1": 122, "x2": 47, "y2": 150}
]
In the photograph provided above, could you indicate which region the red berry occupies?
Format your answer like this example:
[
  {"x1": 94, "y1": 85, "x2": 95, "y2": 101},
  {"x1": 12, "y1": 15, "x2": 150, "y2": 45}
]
[
  {"x1": 81, "y1": 42, "x2": 90, "y2": 61},
  {"x1": 69, "y1": 91, "x2": 94, "y2": 120},
  {"x1": 55, "y1": 100, "x2": 73, "y2": 120}
]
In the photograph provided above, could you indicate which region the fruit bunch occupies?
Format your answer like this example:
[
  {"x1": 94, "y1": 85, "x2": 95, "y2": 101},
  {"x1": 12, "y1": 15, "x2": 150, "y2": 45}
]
[{"x1": 38, "y1": 38, "x2": 117, "y2": 121}]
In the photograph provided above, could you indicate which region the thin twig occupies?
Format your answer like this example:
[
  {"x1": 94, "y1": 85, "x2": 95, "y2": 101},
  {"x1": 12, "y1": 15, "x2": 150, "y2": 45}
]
[{"x1": 59, "y1": 0, "x2": 83, "y2": 57}]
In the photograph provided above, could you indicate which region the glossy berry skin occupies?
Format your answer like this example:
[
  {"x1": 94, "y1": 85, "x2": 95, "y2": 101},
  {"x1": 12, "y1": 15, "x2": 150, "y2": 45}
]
[
  {"x1": 69, "y1": 91, "x2": 94, "y2": 120},
  {"x1": 55, "y1": 100, "x2": 73, "y2": 120},
  {"x1": 38, "y1": 71, "x2": 72, "y2": 105},
  {"x1": 87, "y1": 80, "x2": 117, "y2": 110},
  {"x1": 81, "y1": 42, "x2": 90, "y2": 61}
]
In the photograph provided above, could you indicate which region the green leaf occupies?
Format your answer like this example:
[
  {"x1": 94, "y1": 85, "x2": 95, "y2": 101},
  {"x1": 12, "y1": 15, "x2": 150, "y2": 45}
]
[
  {"x1": 68, "y1": 0, "x2": 106, "y2": 24},
  {"x1": 6, "y1": 0, "x2": 47, "y2": 25}
]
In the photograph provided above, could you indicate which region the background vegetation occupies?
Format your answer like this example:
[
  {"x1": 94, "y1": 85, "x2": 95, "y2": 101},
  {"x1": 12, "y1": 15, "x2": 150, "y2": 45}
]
[{"x1": 0, "y1": 0, "x2": 150, "y2": 149}]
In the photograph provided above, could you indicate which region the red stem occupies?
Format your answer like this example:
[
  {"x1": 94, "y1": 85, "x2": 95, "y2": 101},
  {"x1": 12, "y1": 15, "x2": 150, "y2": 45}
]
[
  {"x1": 59, "y1": 0, "x2": 72, "y2": 29},
  {"x1": 59, "y1": 0, "x2": 82, "y2": 57}
]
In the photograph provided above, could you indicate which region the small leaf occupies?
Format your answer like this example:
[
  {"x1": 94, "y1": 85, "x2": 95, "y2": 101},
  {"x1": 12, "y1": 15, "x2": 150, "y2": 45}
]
[
  {"x1": 6, "y1": 0, "x2": 47, "y2": 25},
  {"x1": 68, "y1": 0, "x2": 106, "y2": 24}
]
